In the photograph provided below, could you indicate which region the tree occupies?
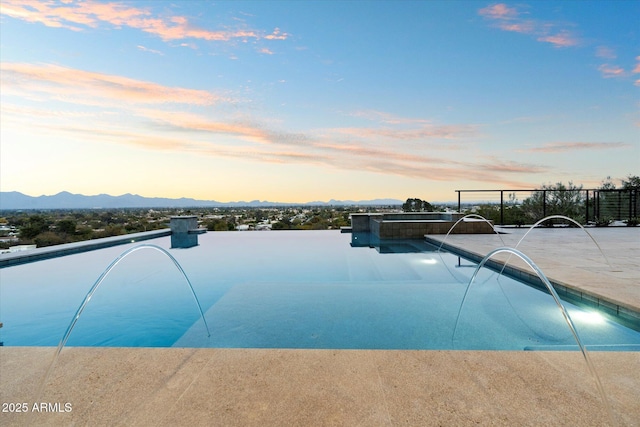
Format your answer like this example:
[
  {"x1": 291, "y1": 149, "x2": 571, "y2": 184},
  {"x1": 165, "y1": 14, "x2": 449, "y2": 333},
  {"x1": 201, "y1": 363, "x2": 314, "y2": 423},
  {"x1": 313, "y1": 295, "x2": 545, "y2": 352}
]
[
  {"x1": 621, "y1": 175, "x2": 640, "y2": 190},
  {"x1": 597, "y1": 176, "x2": 618, "y2": 222},
  {"x1": 621, "y1": 175, "x2": 640, "y2": 225},
  {"x1": 34, "y1": 231, "x2": 65, "y2": 247},
  {"x1": 521, "y1": 182, "x2": 584, "y2": 224},
  {"x1": 272, "y1": 216, "x2": 291, "y2": 230},
  {"x1": 19, "y1": 215, "x2": 49, "y2": 239},
  {"x1": 57, "y1": 219, "x2": 77, "y2": 235},
  {"x1": 402, "y1": 198, "x2": 434, "y2": 212},
  {"x1": 600, "y1": 176, "x2": 616, "y2": 190}
]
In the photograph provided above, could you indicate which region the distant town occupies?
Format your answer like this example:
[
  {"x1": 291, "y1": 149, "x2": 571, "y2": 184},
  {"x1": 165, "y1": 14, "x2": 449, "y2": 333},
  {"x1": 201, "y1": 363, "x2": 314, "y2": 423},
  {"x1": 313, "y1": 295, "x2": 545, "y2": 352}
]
[
  {"x1": 2, "y1": 176, "x2": 638, "y2": 253},
  {"x1": 0, "y1": 204, "x2": 422, "y2": 252}
]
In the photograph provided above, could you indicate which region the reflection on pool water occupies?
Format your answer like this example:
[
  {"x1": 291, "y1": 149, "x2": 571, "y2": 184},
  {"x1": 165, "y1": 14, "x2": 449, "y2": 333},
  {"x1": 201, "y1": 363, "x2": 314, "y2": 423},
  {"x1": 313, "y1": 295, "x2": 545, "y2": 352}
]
[{"x1": 1, "y1": 230, "x2": 639, "y2": 350}]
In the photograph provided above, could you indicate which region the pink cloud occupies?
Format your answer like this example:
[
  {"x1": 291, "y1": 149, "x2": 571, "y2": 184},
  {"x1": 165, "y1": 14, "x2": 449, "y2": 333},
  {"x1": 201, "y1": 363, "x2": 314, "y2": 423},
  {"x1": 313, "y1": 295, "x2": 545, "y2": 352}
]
[
  {"x1": 478, "y1": 4, "x2": 519, "y2": 20},
  {"x1": 523, "y1": 142, "x2": 630, "y2": 153},
  {"x1": 140, "y1": 109, "x2": 271, "y2": 143},
  {"x1": 349, "y1": 110, "x2": 430, "y2": 125},
  {"x1": 479, "y1": 4, "x2": 636, "y2": 85},
  {"x1": 0, "y1": 1, "x2": 85, "y2": 31},
  {"x1": 333, "y1": 125, "x2": 477, "y2": 142},
  {"x1": 537, "y1": 31, "x2": 578, "y2": 48},
  {"x1": 264, "y1": 28, "x2": 289, "y2": 40},
  {"x1": 0, "y1": 0, "x2": 289, "y2": 43},
  {"x1": 332, "y1": 111, "x2": 478, "y2": 143},
  {"x1": 598, "y1": 64, "x2": 626, "y2": 79},
  {"x1": 478, "y1": 3, "x2": 579, "y2": 48},
  {"x1": 10, "y1": 103, "x2": 542, "y2": 186},
  {"x1": 479, "y1": 160, "x2": 547, "y2": 173},
  {"x1": 1, "y1": 61, "x2": 541, "y2": 187},
  {"x1": 633, "y1": 56, "x2": 640, "y2": 74},
  {"x1": 136, "y1": 108, "x2": 510, "y2": 182},
  {"x1": 137, "y1": 45, "x2": 164, "y2": 56},
  {"x1": 1, "y1": 62, "x2": 221, "y2": 106},
  {"x1": 498, "y1": 21, "x2": 536, "y2": 34},
  {"x1": 595, "y1": 46, "x2": 617, "y2": 60}
]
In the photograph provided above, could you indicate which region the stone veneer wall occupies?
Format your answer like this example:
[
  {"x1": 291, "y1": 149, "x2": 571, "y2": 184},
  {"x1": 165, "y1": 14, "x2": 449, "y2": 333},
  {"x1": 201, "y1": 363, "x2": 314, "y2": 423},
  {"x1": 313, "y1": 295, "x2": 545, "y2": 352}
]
[
  {"x1": 378, "y1": 219, "x2": 493, "y2": 238},
  {"x1": 350, "y1": 212, "x2": 494, "y2": 238}
]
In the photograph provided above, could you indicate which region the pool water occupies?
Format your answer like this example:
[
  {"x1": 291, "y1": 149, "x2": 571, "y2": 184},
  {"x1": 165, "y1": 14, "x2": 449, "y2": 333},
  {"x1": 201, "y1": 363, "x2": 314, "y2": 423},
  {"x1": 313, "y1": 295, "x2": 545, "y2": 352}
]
[{"x1": 1, "y1": 230, "x2": 639, "y2": 350}]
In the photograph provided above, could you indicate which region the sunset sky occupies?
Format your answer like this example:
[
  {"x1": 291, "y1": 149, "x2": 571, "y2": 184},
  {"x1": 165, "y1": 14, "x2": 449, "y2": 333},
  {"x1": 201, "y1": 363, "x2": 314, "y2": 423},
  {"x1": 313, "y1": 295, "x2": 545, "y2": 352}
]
[{"x1": 1, "y1": 1, "x2": 638, "y2": 203}]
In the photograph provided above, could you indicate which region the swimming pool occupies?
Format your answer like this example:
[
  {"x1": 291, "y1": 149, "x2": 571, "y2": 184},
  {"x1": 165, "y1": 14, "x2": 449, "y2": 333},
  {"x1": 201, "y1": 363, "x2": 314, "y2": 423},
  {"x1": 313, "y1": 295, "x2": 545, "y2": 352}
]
[{"x1": 1, "y1": 230, "x2": 639, "y2": 350}]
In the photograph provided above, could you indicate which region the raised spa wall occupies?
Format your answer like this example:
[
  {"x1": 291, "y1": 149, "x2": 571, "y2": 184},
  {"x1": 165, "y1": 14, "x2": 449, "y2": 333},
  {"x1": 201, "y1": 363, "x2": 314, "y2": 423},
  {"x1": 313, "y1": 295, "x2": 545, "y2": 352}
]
[{"x1": 350, "y1": 212, "x2": 494, "y2": 239}]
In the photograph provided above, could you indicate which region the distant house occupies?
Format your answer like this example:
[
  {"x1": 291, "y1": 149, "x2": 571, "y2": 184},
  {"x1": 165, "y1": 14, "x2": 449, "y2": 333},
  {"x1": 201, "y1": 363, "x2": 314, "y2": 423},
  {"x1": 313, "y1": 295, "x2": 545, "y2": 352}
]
[
  {"x1": 236, "y1": 224, "x2": 250, "y2": 231},
  {"x1": 3, "y1": 244, "x2": 37, "y2": 253}
]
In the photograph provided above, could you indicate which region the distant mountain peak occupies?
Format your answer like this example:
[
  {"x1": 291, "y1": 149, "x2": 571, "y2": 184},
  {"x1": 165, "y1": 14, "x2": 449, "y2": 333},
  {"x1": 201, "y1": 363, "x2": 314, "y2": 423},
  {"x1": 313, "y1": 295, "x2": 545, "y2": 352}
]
[{"x1": 0, "y1": 191, "x2": 403, "y2": 209}]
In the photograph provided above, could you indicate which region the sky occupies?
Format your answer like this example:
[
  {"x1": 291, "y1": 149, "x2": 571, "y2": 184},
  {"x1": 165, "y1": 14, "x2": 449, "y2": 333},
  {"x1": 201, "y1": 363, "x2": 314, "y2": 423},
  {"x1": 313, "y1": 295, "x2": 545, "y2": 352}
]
[{"x1": 0, "y1": 1, "x2": 638, "y2": 203}]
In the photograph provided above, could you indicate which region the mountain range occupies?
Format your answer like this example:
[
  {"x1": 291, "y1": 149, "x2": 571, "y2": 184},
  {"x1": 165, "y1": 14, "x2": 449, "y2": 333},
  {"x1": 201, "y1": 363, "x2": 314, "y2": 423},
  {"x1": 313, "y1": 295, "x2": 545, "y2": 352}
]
[{"x1": 0, "y1": 191, "x2": 403, "y2": 210}]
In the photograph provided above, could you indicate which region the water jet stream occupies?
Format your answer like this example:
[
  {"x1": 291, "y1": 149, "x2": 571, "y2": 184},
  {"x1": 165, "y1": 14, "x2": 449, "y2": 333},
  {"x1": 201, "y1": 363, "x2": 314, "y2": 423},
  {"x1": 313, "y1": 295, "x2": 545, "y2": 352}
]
[
  {"x1": 499, "y1": 215, "x2": 614, "y2": 276},
  {"x1": 437, "y1": 214, "x2": 504, "y2": 253},
  {"x1": 453, "y1": 247, "x2": 615, "y2": 425},
  {"x1": 35, "y1": 244, "x2": 210, "y2": 407}
]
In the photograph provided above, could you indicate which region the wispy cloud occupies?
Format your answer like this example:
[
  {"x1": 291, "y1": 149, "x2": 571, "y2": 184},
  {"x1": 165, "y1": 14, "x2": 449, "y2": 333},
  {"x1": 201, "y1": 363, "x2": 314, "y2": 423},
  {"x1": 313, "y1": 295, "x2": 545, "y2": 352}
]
[
  {"x1": 0, "y1": 0, "x2": 289, "y2": 43},
  {"x1": 594, "y1": 53, "x2": 640, "y2": 83},
  {"x1": 522, "y1": 142, "x2": 631, "y2": 153},
  {"x1": 536, "y1": 31, "x2": 578, "y2": 48},
  {"x1": 478, "y1": 3, "x2": 579, "y2": 48},
  {"x1": 139, "y1": 109, "x2": 270, "y2": 144},
  {"x1": 340, "y1": 110, "x2": 478, "y2": 143},
  {"x1": 329, "y1": 125, "x2": 477, "y2": 142},
  {"x1": 595, "y1": 46, "x2": 617, "y2": 60},
  {"x1": 132, "y1": 107, "x2": 541, "y2": 184},
  {"x1": 598, "y1": 64, "x2": 626, "y2": 79},
  {"x1": 349, "y1": 110, "x2": 430, "y2": 126},
  {"x1": 478, "y1": 3, "x2": 519, "y2": 20},
  {"x1": 478, "y1": 159, "x2": 547, "y2": 173},
  {"x1": 1, "y1": 62, "x2": 222, "y2": 106},
  {"x1": 1, "y1": 61, "x2": 545, "y2": 187},
  {"x1": 479, "y1": 3, "x2": 639, "y2": 86},
  {"x1": 137, "y1": 45, "x2": 164, "y2": 56},
  {"x1": 263, "y1": 28, "x2": 288, "y2": 40}
]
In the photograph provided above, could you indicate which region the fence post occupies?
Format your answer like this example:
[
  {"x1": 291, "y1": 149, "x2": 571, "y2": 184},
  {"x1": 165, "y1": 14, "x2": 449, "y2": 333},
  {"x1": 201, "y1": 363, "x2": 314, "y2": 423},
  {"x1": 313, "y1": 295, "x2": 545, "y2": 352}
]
[
  {"x1": 457, "y1": 191, "x2": 461, "y2": 213},
  {"x1": 500, "y1": 191, "x2": 504, "y2": 225},
  {"x1": 618, "y1": 191, "x2": 622, "y2": 220},
  {"x1": 585, "y1": 190, "x2": 589, "y2": 224},
  {"x1": 542, "y1": 190, "x2": 547, "y2": 219}
]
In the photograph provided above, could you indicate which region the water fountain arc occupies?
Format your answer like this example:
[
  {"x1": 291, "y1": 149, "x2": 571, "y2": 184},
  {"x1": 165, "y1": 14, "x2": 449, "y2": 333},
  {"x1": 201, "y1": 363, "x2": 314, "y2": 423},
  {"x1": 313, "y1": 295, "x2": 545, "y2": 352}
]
[
  {"x1": 57, "y1": 244, "x2": 211, "y2": 351},
  {"x1": 499, "y1": 215, "x2": 614, "y2": 276},
  {"x1": 437, "y1": 214, "x2": 504, "y2": 253},
  {"x1": 453, "y1": 247, "x2": 615, "y2": 425},
  {"x1": 35, "y1": 244, "x2": 211, "y2": 408}
]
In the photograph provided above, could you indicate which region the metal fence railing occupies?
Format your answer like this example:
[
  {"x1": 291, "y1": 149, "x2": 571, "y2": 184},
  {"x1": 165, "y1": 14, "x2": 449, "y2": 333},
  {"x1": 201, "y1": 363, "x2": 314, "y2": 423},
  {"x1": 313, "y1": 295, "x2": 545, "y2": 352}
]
[{"x1": 455, "y1": 189, "x2": 639, "y2": 226}]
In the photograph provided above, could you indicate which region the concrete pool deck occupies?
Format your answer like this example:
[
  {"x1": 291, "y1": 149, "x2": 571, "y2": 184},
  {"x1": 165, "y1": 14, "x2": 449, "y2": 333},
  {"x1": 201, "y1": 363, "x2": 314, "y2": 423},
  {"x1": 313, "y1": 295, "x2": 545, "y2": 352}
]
[{"x1": 1, "y1": 227, "x2": 639, "y2": 426}]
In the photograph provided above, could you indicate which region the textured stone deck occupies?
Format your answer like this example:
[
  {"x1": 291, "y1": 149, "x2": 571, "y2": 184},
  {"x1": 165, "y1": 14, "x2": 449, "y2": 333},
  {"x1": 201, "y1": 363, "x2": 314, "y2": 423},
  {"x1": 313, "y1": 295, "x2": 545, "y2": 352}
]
[{"x1": 1, "y1": 347, "x2": 639, "y2": 426}]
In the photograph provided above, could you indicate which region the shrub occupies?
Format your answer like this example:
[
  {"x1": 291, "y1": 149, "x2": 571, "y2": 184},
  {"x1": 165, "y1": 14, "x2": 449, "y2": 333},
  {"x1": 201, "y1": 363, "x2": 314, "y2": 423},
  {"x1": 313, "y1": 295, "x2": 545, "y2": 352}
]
[{"x1": 595, "y1": 217, "x2": 613, "y2": 227}]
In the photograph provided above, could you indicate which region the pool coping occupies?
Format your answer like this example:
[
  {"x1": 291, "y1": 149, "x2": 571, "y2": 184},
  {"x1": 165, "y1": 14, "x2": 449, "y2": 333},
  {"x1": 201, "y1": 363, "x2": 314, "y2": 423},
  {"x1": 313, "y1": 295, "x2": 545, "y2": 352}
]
[
  {"x1": 425, "y1": 235, "x2": 640, "y2": 328},
  {"x1": 0, "y1": 229, "x2": 172, "y2": 268}
]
